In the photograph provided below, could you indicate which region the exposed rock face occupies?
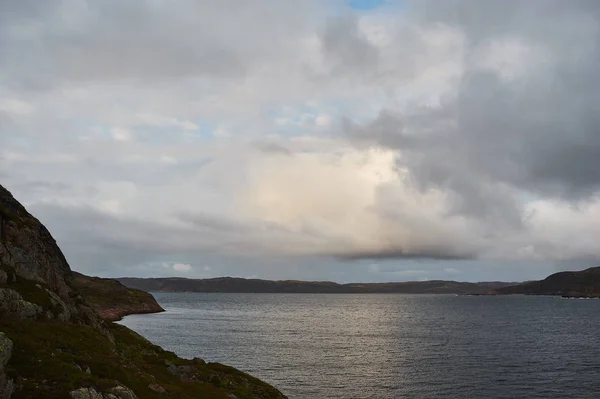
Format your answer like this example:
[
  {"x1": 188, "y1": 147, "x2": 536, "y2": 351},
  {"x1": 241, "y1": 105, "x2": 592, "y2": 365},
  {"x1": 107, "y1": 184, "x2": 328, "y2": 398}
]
[
  {"x1": 0, "y1": 289, "x2": 42, "y2": 320},
  {"x1": 0, "y1": 186, "x2": 108, "y2": 332},
  {"x1": 109, "y1": 386, "x2": 138, "y2": 399},
  {"x1": 69, "y1": 386, "x2": 138, "y2": 399},
  {"x1": 0, "y1": 185, "x2": 72, "y2": 300},
  {"x1": 69, "y1": 387, "x2": 104, "y2": 399}
]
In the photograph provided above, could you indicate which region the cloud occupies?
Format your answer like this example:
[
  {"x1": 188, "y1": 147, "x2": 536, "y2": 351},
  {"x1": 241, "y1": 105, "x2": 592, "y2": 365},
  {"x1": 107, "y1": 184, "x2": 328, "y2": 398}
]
[
  {"x1": 110, "y1": 127, "x2": 133, "y2": 142},
  {"x1": 1, "y1": 0, "x2": 600, "y2": 282},
  {"x1": 0, "y1": 0, "x2": 324, "y2": 92},
  {"x1": 135, "y1": 114, "x2": 199, "y2": 131},
  {"x1": 0, "y1": 98, "x2": 34, "y2": 115},
  {"x1": 172, "y1": 263, "x2": 192, "y2": 273},
  {"x1": 321, "y1": 14, "x2": 380, "y2": 75}
]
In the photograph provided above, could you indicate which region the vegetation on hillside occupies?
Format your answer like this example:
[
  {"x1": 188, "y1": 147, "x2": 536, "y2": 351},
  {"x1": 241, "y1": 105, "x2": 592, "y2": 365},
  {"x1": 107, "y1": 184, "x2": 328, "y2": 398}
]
[
  {"x1": 71, "y1": 272, "x2": 164, "y2": 321},
  {"x1": 486, "y1": 266, "x2": 600, "y2": 298},
  {"x1": 0, "y1": 318, "x2": 284, "y2": 399},
  {"x1": 119, "y1": 276, "x2": 515, "y2": 294}
]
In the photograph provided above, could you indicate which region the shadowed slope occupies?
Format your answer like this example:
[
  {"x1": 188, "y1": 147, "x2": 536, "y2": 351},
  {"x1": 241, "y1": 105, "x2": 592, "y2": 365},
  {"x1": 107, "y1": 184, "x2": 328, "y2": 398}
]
[{"x1": 486, "y1": 266, "x2": 600, "y2": 298}]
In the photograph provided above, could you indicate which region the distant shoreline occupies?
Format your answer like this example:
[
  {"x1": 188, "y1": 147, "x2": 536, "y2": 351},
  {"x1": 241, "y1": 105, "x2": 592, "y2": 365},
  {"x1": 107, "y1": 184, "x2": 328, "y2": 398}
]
[
  {"x1": 118, "y1": 266, "x2": 600, "y2": 298},
  {"x1": 117, "y1": 276, "x2": 516, "y2": 295}
]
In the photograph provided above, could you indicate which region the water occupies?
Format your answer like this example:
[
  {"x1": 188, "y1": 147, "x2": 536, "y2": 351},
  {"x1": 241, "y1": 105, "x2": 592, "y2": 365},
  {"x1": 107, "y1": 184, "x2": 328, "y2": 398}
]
[{"x1": 119, "y1": 293, "x2": 600, "y2": 398}]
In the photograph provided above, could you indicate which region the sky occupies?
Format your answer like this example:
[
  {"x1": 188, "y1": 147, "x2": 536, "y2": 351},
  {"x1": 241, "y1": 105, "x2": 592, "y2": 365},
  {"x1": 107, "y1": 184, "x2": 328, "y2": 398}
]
[{"x1": 1, "y1": 0, "x2": 600, "y2": 283}]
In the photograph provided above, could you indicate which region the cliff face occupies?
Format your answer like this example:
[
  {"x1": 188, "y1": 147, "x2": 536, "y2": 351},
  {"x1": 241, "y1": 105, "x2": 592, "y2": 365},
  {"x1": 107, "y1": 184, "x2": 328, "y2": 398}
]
[
  {"x1": 0, "y1": 184, "x2": 287, "y2": 399},
  {"x1": 487, "y1": 266, "x2": 600, "y2": 297},
  {"x1": 0, "y1": 185, "x2": 103, "y2": 327},
  {"x1": 0, "y1": 185, "x2": 72, "y2": 300}
]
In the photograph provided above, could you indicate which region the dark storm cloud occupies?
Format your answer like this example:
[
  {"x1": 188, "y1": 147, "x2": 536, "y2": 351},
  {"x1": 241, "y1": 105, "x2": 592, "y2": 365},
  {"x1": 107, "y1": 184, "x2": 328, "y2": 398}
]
[
  {"x1": 252, "y1": 142, "x2": 293, "y2": 156},
  {"x1": 336, "y1": 248, "x2": 474, "y2": 261},
  {"x1": 351, "y1": 0, "x2": 600, "y2": 205},
  {"x1": 321, "y1": 14, "x2": 380, "y2": 74}
]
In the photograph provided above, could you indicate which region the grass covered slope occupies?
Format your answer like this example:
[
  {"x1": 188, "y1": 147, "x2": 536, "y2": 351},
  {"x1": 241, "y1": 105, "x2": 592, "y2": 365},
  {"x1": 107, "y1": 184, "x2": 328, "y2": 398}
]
[
  {"x1": 0, "y1": 319, "x2": 285, "y2": 399},
  {"x1": 71, "y1": 272, "x2": 164, "y2": 321}
]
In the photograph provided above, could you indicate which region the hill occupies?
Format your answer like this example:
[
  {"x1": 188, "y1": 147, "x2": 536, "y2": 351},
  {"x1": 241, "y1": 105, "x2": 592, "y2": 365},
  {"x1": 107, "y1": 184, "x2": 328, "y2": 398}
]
[
  {"x1": 118, "y1": 276, "x2": 514, "y2": 294},
  {"x1": 486, "y1": 266, "x2": 600, "y2": 297},
  {"x1": 0, "y1": 183, "x2": 286, "y2": 399},
  {"x1": 71, "y1": 272, "x2": 165, "y2": 321}
]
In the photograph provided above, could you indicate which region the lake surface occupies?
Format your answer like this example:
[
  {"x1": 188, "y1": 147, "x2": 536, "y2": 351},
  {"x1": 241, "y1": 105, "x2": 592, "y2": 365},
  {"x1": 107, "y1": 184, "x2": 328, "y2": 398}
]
[{"x1": 119, "y1": 293, "x2": 600, "y2": 398}]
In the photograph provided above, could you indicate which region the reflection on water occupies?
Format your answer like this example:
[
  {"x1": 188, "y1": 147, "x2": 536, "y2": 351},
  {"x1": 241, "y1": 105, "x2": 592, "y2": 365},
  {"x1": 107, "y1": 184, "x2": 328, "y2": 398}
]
[{"x1": 119, "y1": 293, "x2": 600, "y2": 399}]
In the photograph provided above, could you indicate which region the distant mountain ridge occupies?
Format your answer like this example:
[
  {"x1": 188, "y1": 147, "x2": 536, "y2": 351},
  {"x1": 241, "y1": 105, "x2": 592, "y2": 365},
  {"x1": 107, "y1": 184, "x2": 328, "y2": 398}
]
[
  {"x1": 486, "y1": 266, "x2": 600, "y2": 297},
  {"x1": 118, "y1": 276, "x2": 515, "y2": 294}
]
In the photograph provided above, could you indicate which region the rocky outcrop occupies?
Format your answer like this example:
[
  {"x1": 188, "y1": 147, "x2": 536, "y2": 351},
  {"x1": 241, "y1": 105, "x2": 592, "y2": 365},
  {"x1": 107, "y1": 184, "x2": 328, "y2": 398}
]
[
  {"x1": 0, "y1": 333, "x2": 14, "y2": 399},
  {"x1": 0, "y1": 186, "x2": 103, "y2": 328},
  {"x1": 108, "y1": 386, "x2": 138, "y2": 399},
  {"x1": 69, "y1": 386, "x2": 138, "y2": 399},
  {"x1": 0, "y1": 289, "x2": 42, "y2": 320},
  {"x1": 0, "y1": 185, "x2": 72, "y2": 300}
]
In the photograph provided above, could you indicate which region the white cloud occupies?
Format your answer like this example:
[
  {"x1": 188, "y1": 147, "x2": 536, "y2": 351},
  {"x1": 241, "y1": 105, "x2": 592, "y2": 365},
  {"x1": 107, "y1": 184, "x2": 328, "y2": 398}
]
[
  {"x1": 135, "y1": 113, "x2": 199, "y2": 131},
  {"x1": 172, "y1": 263, "x2": 192, "y2": 273},
  {"x1": 0, "y1": 98, "x2": 34, "y2": 115},
  {"x1": 315, "y1": 114, "x2": 332, "y2": 127},
  {"x1": 110, "y1": 127, "x2": 133, "y2": 142}
]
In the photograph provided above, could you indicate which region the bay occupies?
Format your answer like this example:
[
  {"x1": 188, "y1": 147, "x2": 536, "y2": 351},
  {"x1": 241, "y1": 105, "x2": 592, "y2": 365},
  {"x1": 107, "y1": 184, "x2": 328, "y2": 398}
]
[{"x1": 119, "y1": 293, "x2": 600, "y2": 398}]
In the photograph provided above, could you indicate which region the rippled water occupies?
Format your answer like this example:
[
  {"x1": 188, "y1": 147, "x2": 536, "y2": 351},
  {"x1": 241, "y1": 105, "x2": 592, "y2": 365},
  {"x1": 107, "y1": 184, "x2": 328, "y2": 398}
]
[{"x1": 119, "y1": 293, "x2": 600, "y2": 398}]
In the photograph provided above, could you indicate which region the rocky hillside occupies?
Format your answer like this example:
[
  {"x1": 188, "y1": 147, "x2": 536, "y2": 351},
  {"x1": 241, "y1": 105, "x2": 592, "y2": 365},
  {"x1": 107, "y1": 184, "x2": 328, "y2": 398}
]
[
  {"x1": 486, "y1": 266, "x2": 600, "y2": 298},
  {"x1": 119, "y1": 276, "x2": 514, "y2": 294},
  {"x1": 71, "y1": 272, "x2": 164, "y2": 322},
  {"x1": 0, "y1": 184, "x2": 287, "y2": 399}
]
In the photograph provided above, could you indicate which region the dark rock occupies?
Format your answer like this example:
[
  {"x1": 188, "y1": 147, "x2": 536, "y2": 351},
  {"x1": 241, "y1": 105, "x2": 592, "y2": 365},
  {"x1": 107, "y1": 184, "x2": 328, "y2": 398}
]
[
  {"x1": 0, "y1": 289, "x2": 43, "y2": 319},
  {"x1": 109, "y1": 386, "x2": 138, "y2": 399},
  {"x1": 0, "y1": 185, "x2": 72, "y2": 300}
]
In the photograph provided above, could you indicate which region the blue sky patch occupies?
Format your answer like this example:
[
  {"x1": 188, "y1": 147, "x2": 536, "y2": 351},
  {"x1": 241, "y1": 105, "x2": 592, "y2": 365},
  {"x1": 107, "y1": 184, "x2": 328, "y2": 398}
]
[{"x1": 349, "y1": 0, "x2": 386, "y2": 10}]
